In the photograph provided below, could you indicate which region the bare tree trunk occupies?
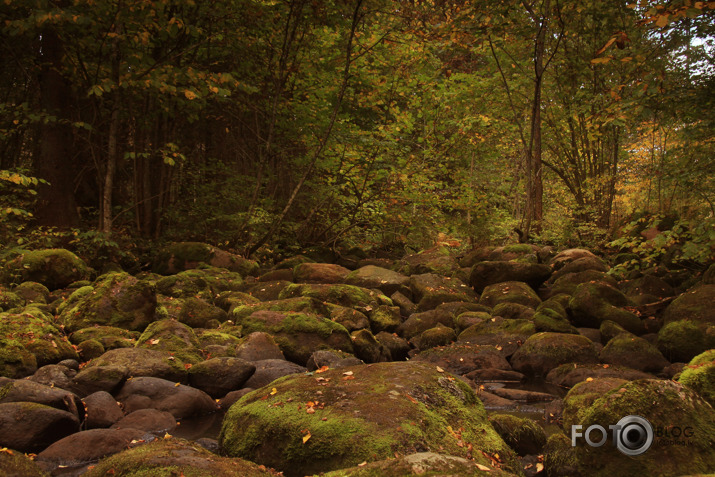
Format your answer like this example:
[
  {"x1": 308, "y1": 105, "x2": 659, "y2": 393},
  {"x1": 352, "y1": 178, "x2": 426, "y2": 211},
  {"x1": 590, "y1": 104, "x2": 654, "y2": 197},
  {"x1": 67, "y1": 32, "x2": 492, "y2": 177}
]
[{"x1": 35, "y1": 25, "x2": 79, "y2": 227}]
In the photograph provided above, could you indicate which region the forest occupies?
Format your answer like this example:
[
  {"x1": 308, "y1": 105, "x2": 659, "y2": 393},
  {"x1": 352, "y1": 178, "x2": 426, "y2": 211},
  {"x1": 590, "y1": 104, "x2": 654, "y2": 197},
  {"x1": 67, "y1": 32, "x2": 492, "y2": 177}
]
[{"x1": 1, "y1": 0, "x2": 713, "y2": 265}]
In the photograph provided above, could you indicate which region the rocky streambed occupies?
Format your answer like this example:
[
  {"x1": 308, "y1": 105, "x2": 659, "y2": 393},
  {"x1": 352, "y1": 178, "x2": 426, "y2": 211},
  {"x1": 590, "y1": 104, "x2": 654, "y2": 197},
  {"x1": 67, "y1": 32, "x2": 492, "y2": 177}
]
[{"x1": 0, "y1": 243, "x2": 713, "y2": 476}]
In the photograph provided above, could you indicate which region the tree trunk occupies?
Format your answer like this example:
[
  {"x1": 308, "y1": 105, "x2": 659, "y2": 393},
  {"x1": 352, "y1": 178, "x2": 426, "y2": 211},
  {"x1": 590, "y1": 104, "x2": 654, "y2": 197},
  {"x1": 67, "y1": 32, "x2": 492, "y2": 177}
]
[{"x1": 35, "y1": 26, "x2": 79, "y2": 227}]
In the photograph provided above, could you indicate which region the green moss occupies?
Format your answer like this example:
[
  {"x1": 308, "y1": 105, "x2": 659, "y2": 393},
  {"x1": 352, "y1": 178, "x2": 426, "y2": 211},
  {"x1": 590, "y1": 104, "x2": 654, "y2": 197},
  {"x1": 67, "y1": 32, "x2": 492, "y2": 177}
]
[
  {"x1": 488, "y1": 413, "x2": 547, "y2": 456},
  {"x1": 219, "y1": 362, "x2": 519, "y2": 476},
  {"x1": 0, "y1": 336, "x2": 38, "y2": 378},
  {"x1": 480, "y1": 281, "x2": 541, "y2": 309},
  {"x1": 657, "y1": 320, "x2": 708, "y2": 362},
  {"x1": 367, "y1": 305, "x2": 401, "y2": 334},
  {"x1": 278, "y1": 283, "x2": 389, "y2": 310},
  {"x1": 573, "y1": 379, "x2": 715, "y2": 476},
  {"x1": 3, "y1": 248, "x2": 92, "y2": 289},
  {"x1": 543, "y1": 433, "x2": 580, "y2": 477},
  {"x1": 83, "y1": 437, "x2": 275, "y2": 476},
  {"x1": 533, "y1": 308, "x2": 578, "y2": 334},
  {"x1": 0, "y1": 448, "x2": 50, "y2": 476},
  {"x1": 135, "y1": 319, "x2": 203, "y2": 364},
  {"x1": 0, "y1": 307, "x2": 77, "y2": 368},
  {"x1": 502, "y1": 244, "x2": 534, "y2": 255},
  {"x1": 70, "y1": 325, "x2": 138, "y2": 346},
  {"x1": 77, "y1": 339, "x2": 105, "y2": 361},
  {"x1": 231, "y1": 297, "x2": 328, "y2": 321},
  {"x1": 678, "y1": 350, "x2": 715, "y2": 406}
]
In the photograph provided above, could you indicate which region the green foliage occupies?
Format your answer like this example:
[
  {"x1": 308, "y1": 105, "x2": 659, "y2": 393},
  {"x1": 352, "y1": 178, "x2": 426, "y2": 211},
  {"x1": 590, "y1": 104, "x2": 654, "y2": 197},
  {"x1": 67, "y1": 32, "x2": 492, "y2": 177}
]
[{"x1": 609, "y1": 213, "x2": 715, "y2": 275}]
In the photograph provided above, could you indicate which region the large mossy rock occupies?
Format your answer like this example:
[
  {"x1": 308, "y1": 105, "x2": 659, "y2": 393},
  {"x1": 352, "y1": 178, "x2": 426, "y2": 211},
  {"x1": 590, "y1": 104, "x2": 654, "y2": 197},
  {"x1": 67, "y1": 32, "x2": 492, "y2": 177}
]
[
  {"x1": 219, "y1": 361, "x2": 519, "y2": 477},
  {"x1": 397, "y1": 246, "x2": 459, "y2": 276},
  {"x1": 0, "y1": 307, "x2": 78, "y2": 375},
  {"x1": 344, "y1": 265, "x2": 410, "y2": 296},
  {"x1": 677, "y1": 350, "x2": 715, "y2": 406},
  {"x1": 153, "y1": 242, "x2": 259, "y2": 277},
  {"x1": 83, "y1": 438, "x2": 277, "y2": 477},
  {"x1": 320, "y1": 452, "x2": 518, "y2": 476},
  {"x1": 598, "y1": 332, "x2": 670, "y2": 373},
  {"x1": 2, "y1": 249, "x2": 92, "y2": 290},
  {"x1": 135, "y1": 319, "x2": 204, "y2": 364},
  {"x1": 509, "y1": 332, "x2": 599, "y2": 377},
  {"x1": 293, "y1": 262, "x2": 351, "y2": 284},
  {"x1": 81, "y1": 348, "x2": 188, "y2": 383},
  {"x1": 278, "y1": 283, "x2": 391, "y2": 310},
  {"x1": 59, "y1": 272, "x2": 156, "y2": 332},
  {"x1": 567, "y1": 281, "x2": 643, "y2": 334},
  {"x1": 235, "y1": 310, "x2": 353, "y2": 365},
  {"x1": 409, "y1": 273, "x2": 476, "y2": 311},
  {"x1": 469, "y1": 261, "x2": 551, "y2": 293},
  {"x1": 231, "y1": 297, "x2": 328, "y2": 322},
  {"x1": 479, "y1": 281, "x2": 541, "y2": 309},
  {"x1": 657, "y1": 320, "x2": 713, "y2": 362},
  {"x1": 662, "y1": 284, "x2": 715, "y2": 326},
  {"x1": 457, "y1": 317, "x2": 535, "y2": 357},
  {"x1": 569, "y1": 379, "x2": 715, "y2": 476}
]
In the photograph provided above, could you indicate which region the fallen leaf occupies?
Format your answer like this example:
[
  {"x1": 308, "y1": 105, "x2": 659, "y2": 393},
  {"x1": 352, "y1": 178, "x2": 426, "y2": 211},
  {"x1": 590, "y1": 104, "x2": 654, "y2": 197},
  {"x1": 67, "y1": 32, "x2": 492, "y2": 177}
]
[
  {"x1": 315, "y1": 366, "x2": 330, "y2": 374},
  {"x1": 163, "y1": 433, "x2": 172, "y2": 439},
  {"x1": 270, "y1": 387, "x2": 278, "y2": 395},
  {"x1": 302, "y1": 431, "x2": 311, "y2": 444},
  {"x1": 357, "y1": 461, "x2": 367, "y2": 467},
  {"x1": 475, "y1": 463, "x2": 492, "y2": 471},
  {"x1": 536, "y1": 462, "x2": 544, "y2": 472},
  {"x1": 586, "y1": 377, "x2": 594, "y2": 382},
  {"x1": 184, "y1": 363, "x2": 192, "y2": 369},
  {"x1": 148, "y1": 339, "x2": 160, "y2": 345},
  {"x1": 436, "y1": 366, "x2": 444, "y2": 373},
  {"x1": 0, "y1": 448, "x2": 13, "y2": 455},
  {"x1": 174, "y1": 382, "x2": 181, "y2": 387},
  {"x1": 343, "y1": 371, "x2": 354, "y2": 376}
]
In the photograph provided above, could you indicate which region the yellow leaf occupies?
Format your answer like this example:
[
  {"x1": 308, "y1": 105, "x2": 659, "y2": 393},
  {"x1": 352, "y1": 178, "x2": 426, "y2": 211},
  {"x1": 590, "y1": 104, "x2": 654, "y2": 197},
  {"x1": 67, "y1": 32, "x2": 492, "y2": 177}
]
[
  {"x1": 357, "y1": 461, "x2": 368, "y2": 467},
  {"x1": 536, "y1": 463, "x2": 544, "y2": 472},
  {"x1": 586, "y1": 377, "x2": 594, "y2": 382},
  {"x1": 184, "y1": 89, "x2": 197, "y2": 100},
  {"x1": 436, "y1": 366, "x2": 444, "y2": 373},
  {"x1": 591, "y1": 56, "x2": 613, "y2": 64},
  {"x1": 270, "y1": 387, "x2": 278, "y2": 395},
  {"x1": 164, "y1": 433, "x2": 172, "y2": 439},
  {"x1": 302, "y1": 431, "x2": 311, "y2": 443},
  {"x1": 475, "y1": 463, "x2": 492, "y2": 471},
  {"x1": 174, "y1": 382, "x2": 180, "y2": 387},
  {"x1": 342, "y1": 371, "x2": 354, "y2": 376}
]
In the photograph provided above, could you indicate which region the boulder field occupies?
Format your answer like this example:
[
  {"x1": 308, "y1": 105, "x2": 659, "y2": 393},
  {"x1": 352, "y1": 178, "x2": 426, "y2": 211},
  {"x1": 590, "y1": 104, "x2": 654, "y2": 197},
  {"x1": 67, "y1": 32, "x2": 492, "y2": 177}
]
[{"x1": 0, "y1": 243, "x2": 713, "y2": 476}]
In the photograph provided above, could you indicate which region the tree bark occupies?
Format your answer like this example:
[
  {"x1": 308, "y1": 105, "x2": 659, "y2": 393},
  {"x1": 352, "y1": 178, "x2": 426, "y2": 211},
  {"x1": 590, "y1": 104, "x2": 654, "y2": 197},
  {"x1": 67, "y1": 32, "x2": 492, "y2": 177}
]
[{"x1": 35, "y1": 26, "x2": 79, "y2": 227}]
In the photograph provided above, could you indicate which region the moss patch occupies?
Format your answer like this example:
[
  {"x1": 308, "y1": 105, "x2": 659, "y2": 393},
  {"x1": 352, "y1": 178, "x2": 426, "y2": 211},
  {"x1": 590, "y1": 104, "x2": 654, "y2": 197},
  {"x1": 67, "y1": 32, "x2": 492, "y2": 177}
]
[
  {"x1": 677, "y1": 350, "x2": 715, "y2": 406},
  {"x1": 220, "y1": 361, "x2": 519, "y2": 477}
]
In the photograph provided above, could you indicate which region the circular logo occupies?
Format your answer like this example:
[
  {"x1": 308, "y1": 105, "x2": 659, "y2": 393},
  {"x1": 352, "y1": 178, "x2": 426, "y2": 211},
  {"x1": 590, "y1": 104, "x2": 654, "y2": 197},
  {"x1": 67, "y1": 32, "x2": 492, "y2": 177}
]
[{"x1": 615, "y1": 415, "x2": 653, "y2": 456}]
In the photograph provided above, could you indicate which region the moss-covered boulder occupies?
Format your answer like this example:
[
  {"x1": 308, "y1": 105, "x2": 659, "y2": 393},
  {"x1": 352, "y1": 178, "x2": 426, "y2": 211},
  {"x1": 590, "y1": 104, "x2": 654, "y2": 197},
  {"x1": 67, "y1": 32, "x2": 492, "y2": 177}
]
[
  {"x1": 397, "y1": 246, "x2": 460, "y2": 275},
  {"x1": 195, "y1": 329, "x2": 242, "y2": 358},
  {"x1": 81, "y1": 347, "x2": 188, "y2": 383},
  {"x1": 0, "y1": 307, "x2": 78, "y2": 373},
  {"x1": 2, "y1": 249, "x2": 92, "y2": 290},
  {"x1": 59, "y1": 272, "x2": 156, "y2": 332},
  {"x1": 156, "y1": 296, "x2": 227, "y2": 329},
  {"x1": 458, "y1": 317, "x2": 536, "y2": 357},
  {"x1": 320, "y1": 452, "x2": 518, "y2": 476},
  {"x1": 12, "y1": 281, "x2": 51, "y2": 305},
  {"x1": 344, "y1": 265, "x2": 411, "y2": 296},
  {"x1": 366, "y1": 305, "x2": 401, "y2": 334},
  {"x1": 0, "y1": 289, "x2": 25, "y2": 311},
  {"x1": 326, "y1": 305, "x2": 370, "y2": 332},
  {"x1": 219, "y1": 361, "x2": 519, "y2": 476},
  {"x1": 657, "y1": 320, "x2": 713, "y2": 362},
  {"x1": 619, "y1": 274, "x2": 675, "y2": 303},
  {"x1": 569, "y1": 379, "x2": 715, "y2": 476},
  {"x1": 510, "y1": 332, "x2": 599, "y2": 377},
  {"x1": 215, "y1": 290, "x2": 261, "y2": 312},
  {"x1": 677, "y1": 350, "x2": 715, "y2": 406},
  {"x1": 0, "y1": 448, "x2": 49, "y2": 476},
  {"x1": 408, "y1": 273, "x2": 476, "y2": 312},
  {"x1": 278, "y1": 283, "x2": 390, "y2": 311},
  {"x1": 135, "y1": 319, "x2": 204, "y2": 364},
  {"x1": 410, "y1": 324, "x2": 457, "y2": 351},
  {"x1": 663, "y1": 284, "x2": 715, "y2": 326},
  {"x1": 231, "y1": 297, "x2": 329, "y2": 322},
  {"x1": 599, "y1": 332, "x2": 670, "y2": 373},
  {"x1": 350, "y1": 329, "x2": 390, "y2": 363},
  {"x1": 489, "y1": 413, "x2": 547, "y2": 456},
  {"x1": 153, "y1": 242, "x2": 259, "y2": 276},
  {"x1": 549, "y1": 269, "x2": 617, "y2": 296},
  {"x1": 235, "y1": 310, "x2": 353, "y2": 365},
  {"x1": 543, "y1": 433, "x2": 580, "y2": 477},
  {"x1": 469, "y1": 261, "x2": 551, "y2": 293},
  {"x1": 561, "y1": 377, "x2": 629, "y2": 428},
  {"x1": 479, "y1": 281, "x2": 541, "y2": 309},
  {"x1": 412, "y1": 342, "x2": 510, "y2": 375},
  {"x1": 83, "y1": 437, "x2": 276, "y2": 477},
  {"x1": 69, "y1": 325, "x2": 138, "y2": 350},
  {"x1": 293, "y1": 262, "x2": 351, "y2": 284},
  {"x1": 567, "y1": 281, "x2": 643, "y2": 334},
  {"x1": 533, "y1": 307, "x2": 579, "y2": 334},
  {"x1": 545, "y1": 363, "x2": 653, "y2": 388}
]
